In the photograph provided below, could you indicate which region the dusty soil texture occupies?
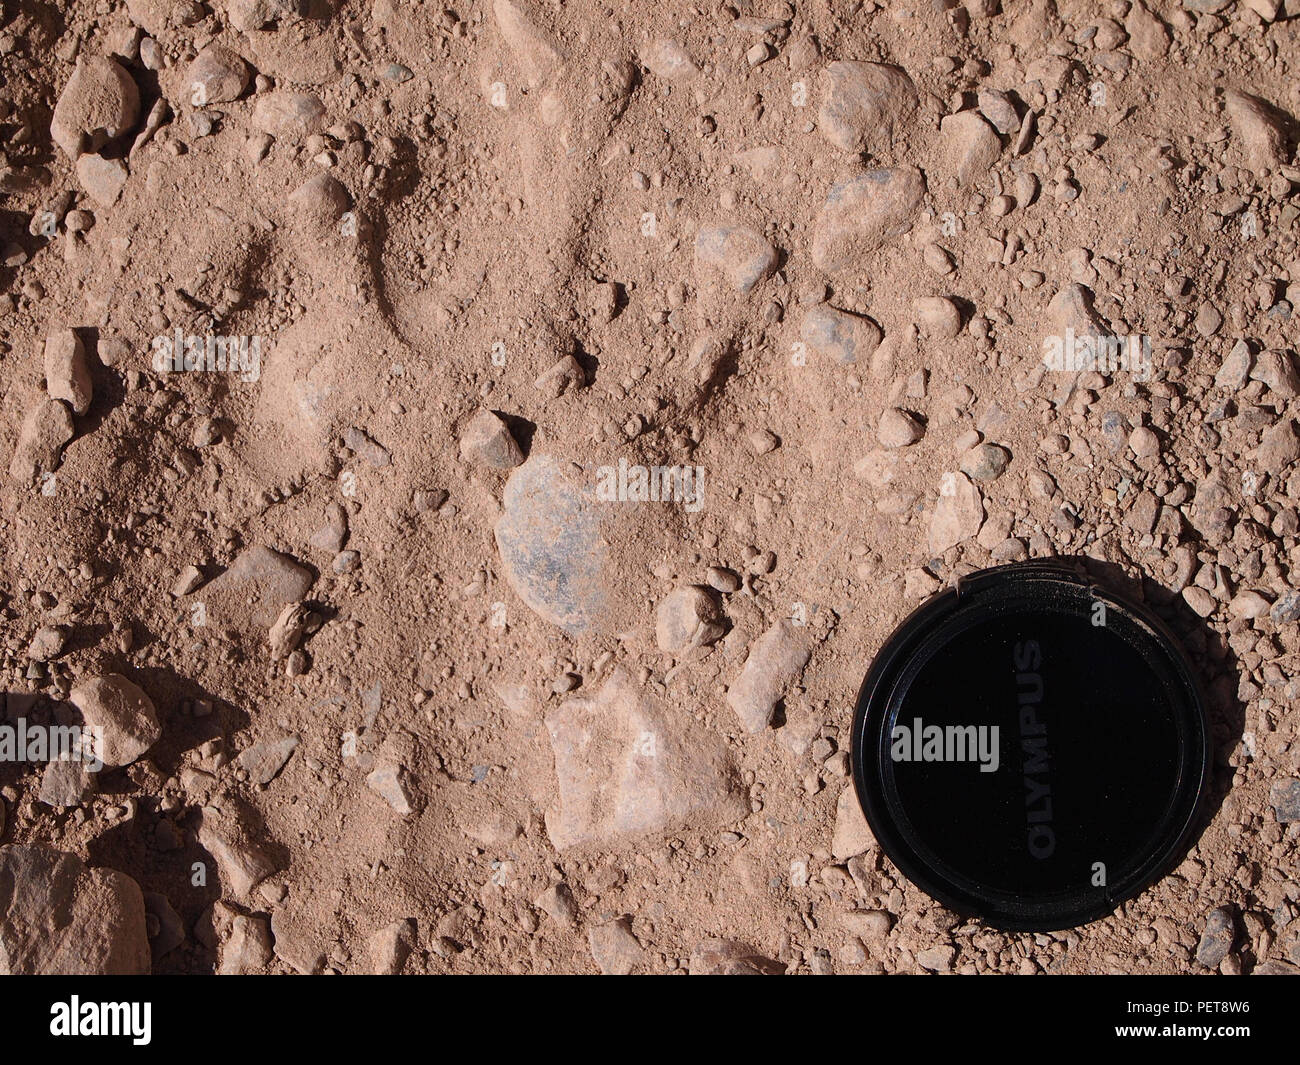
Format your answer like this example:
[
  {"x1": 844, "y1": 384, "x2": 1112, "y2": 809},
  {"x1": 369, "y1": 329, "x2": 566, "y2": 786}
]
[{"x1": 2, "y1": 0, "x2": 1300, "y2": 975}]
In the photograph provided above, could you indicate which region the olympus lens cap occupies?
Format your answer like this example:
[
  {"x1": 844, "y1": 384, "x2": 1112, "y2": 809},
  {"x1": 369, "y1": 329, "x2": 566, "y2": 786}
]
[{"x1": 850, "y1": 561, "x2": 1210, "y2": 931}]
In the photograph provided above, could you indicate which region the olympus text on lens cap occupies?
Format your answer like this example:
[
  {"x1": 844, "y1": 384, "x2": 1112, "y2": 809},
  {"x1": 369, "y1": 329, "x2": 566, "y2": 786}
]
[{"x1": 850, "y1": 561, "x2": 1210, "y2": 932}]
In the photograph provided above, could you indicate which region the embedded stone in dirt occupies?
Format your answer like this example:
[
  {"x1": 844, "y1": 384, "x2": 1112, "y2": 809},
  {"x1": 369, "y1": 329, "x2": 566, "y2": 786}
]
[
  {"x1": 800, "y1": 305, "x2": 883, "y2": 365},
  {"x1": 197, "y1": 803, "x2": 278, "y2": 897},
  {"x1": 495, "y1": 454, "x2": 624, "y2": 635},
  {"x1": 544, "y1": 668, "x2": 746, "y2": 849},
  {"x1": 69, "y1": 673, "x2": 161, "y2": 768},
  {"x1": 928, "y1": 471, "x2": 985, "y2": 553},
  {"x1": 638, "y1": 38, "x2": 698, "y2": 80},
  {"x1": 288, "y1": 173, "x2": 351, "y2": 228},
  {"x1": 50, "y1": 55, "x2": 140, "y2": 159},
  {"x1": 694, "y1": 225, "x2": 778, "y2": 294},
  {"x1": 43, "y1": 328, "x2": 92, "y2": 415},
  {"x1": 587, "y1": 916, "x2": 644, "y2": 974},
  {"x1": 818, "y1": 61, "x2": 918, "y2": 154},
  {"x1": 960, "y1": 442, "x2": 1011, "y2": 481},
  {"x1": 253, "y1": 91, "x2": 327, "y2": 136},
  {"x1": 201, "y1": 545, "x2": 314, "y2": 631},
  {"x1": 187, "y1": 44, "x2": 251, "y2": 104},
  {"x1": 941, "y1": 110, "x2": 1003, "y2": 186},
  {"x1": 726, "y1": 619, "x2": 811, "y2": 733},
  {"x1": 832, "y1": 784, "x2": 875, "y2": 860},
  {"x1": 811, "y1": 166, "x2": 926, "y2": 273},
  {"x1": 75, "y1": 153, "x2": 129, "y2": 207},
  {"x1": 9, "y1": 399, "x2": 74, "y2": 484},
  {"x1": 688, "y1": 938, "x2": 785, "y2": 975},
  {"x1": 1223, "y1": 89, "x2": 1293, "y2": 170},
  {"x1": 0, "y1": 844, "x2": 150, "y2": 974},
  {"x1": 459, "y1": 408, "x2": 524, "y2": 468},
  {"x1": 655, "y1": 584, "x2": 725, "y2": 653}
]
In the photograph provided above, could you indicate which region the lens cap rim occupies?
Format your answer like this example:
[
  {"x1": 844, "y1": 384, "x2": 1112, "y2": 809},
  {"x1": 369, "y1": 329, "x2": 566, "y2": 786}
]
[{"x1": 850, "y1": 561, "x2": 1210, "y2": 932}]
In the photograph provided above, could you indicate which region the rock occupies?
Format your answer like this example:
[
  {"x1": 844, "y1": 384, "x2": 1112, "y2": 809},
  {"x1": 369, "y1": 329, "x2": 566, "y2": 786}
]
[
  {"x1": 252, "y1": 91, "x2": 327, "y2": 136},
  {"x1": 638, "y1": 38, "x2": 698, "y2": 80},
  {"x1": 545, "y1": 668, "x2": 745, "y2": 849},
  {"x1": 9, "y1": 399, "x2": 74, "y2": 484},
  {"x1": 818, "y1": 61, "x2": 918, "y2": 154},
  {"x1": 1270, "y1": 778, "x2": 1300, "y2": 822},
  {"x1": 534, "y1": 354, "x2": 587, "y2": 399},
  {"x1": 1223, "y1": 89, "x2": 1293, "y2": 171},
  {"x1": 914, "y1": 296, "x2": 962, "y2": 339},
  {"x1": 800, "y1": 305, "x2": 883, "y2": 365},
  {"x1": 43, "y1": 329, "x2": 92, "y2": 415},
  {"x1": 69, "y1": 673, "x2": 160, "y2": 768},
  {"x1": 196, "y1": 804, "x2": 277, "y2": 897},
  {"x1": 27, "y1": 625, "x2": 66, "y2": 661},
  {"x1": 535, "y1": 882, "x2": 578, "y2": 928},
  {"x1": 367, "y1": 764, "x2": 416, "y2": 816},
  {"x1": 288, "y1": 173, "x2": 350, "y2": 228},
  {"x1": 368, "y1": 918, "x2": 416, "y2": 974},
  {"x1": 587, "y1": 916, "x2": 643, "y2": 974},
  {"x1": 50, "y1": 56, "x2": 140, "y2": 159},
  {"x1": 812, "y1": 167, "x2": 926, "y2": 273},
  {"x1": 75, "y1": 154, "x2": 128, "y2": 207},
  {"x1": 977, "y1": 88, "x2": 1020, "y2": 134},
  {"x1": 39, "y1": 759, "x2": 96, "y2": 808},
  {"x1": 219, "y1": 914, "x2": 273, "y2": 974},
  {"x1": 1048, "y1": 282, "x2": 1107, "y2": 338},
  {"x1": 941, "y1": 111, "x2": 1002, "y2": 185},
  {"x1": 726, "y1": 620, "x2": 811, "y2": 733},
  {"x1": 459, "y1": 408, "x2": 524, "y2": 468},
  {"x1": 187, "y1": 44, "x2": 250, "y2": 104},
  {"x1": 142, "y1": 891, "x2": 184, "y2": 961},
  {"x1": 201, "y1": 545, "x2": 314, "y2": 631},
  {"x1": 309, "y1": 502, "x2": 349, "y2": 552},
  {"x1": 694, "y1": 225, "x2": 778, "y2": 294},
  {"x1": 495, "y1": 454, "x2": 623, "y2": 635},
  {"x1": 960, "y1": 442, "x2": 1010, "y2": 481},
  {"x1": 655, "y1": 585, "x2": 725, "y2": 653},
  {"x1": 839, "y1": 909, "x2": 892, "y2": 940},
  {"x1": 917, "y1": 944, "x2": 956, "y2": 972},
  {"x1": 493, "y1": 0, "x2": 565, "y2": 86},
  {"x1": 688, "y1": 938, "x2": 785, "y2": 975},
  {"x1": 268, "y1": 602, "x2": 314, "y2": 659},
  {"x1": 0, "y1": 845, "x2": 150, "y2": 974},
  {"x1": 1196, "y1": 907, "x2": 1235, "y2": 967},
  {"x1": 929, "y1": 472, "x2": 985, "y2": 553},
  {"x1": 1251, "y1": 350, "x2": 1300, "y2": 398},
  {"x1": 343, "y1": 426, "x2": 391, "y2": 467},
  {"x1": 1126, "y1": 2, "x2": 1170, "y2": 61},
  {"x1": 269, "y1": 905, "x2": 327, "y2": 974},
  {"x1": 878, "y1": 408, "x2": 924, "y2": 448},
  {"x1": 1215, "y1": 339, "x2": 1253, "y2": 390},
  {"x1": 1254, "y1": 419, "x2": 1300, "y2": 470},
  {"x1": 234, "y1": 735, "x2": 299, "y2": 785},
  {"x1": 832, "y1": 784, "x2": 874, "y2": 859}
]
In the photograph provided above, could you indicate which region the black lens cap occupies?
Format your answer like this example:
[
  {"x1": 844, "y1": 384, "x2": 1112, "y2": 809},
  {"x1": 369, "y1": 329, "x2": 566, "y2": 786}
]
[{"x1": 850, "y1": 561, "x2": 1210, "y2": 931}]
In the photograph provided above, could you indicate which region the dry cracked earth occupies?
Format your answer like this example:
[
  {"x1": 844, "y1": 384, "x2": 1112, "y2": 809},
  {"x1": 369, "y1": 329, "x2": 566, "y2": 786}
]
[{"x1": 1, "y1": 0, "x2": 1300, "y2": 976}]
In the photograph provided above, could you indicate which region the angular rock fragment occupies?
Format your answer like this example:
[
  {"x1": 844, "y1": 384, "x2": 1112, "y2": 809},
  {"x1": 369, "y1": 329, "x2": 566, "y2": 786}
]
[
  {"x1": 197, "y1": 804, "x2": 278, "y2": 897},
  {"x1": 201, "y1": 546, "x2": 314, "y2": 631},
  {"x1": 69, "y1": 673, "x2": 161, "y2": 768},
  {"x1": 0, "y1": 845, "x2": 150, "y2": 974},
  {"x1": 545, "y1": 668, "x2": 745, "y2": 849},
  {"x1": 44, "y1": 328, "x2": 93, "y2": 415},
  {"x1": 1223, "y1": 89, "x2": 1293, "y2": 171},
  {"x1": 638, "y1": 38, "x2": 698, "y2": 80},
  {"x1": 929, "y1": 472, "x2": 985, "y2": 554},
  {"x1": 726, "y1": 620, "x2": 811, "y2": 733},
  {"x1": 9, "y1": 400, "x2": 74, "y2": 483},
  {"x1": 253, "y1": 91, "x2": 327, "y2": 136},
  {"x1": 587, "y1": 916, "x2": 643, "y2": 974},
  {"x1": 459, "y1": 408, "x2": 524, "y2": 469},
  {"x1": 187, "y1": 44, "x2": 251, "y2": 104},
  {"x1": 369, "y1": 918, "x2": 417, "y2": 974},
  {"x1": 941, "y1": 111, "x2": 1002, "y2": 186},
  {"x1": 51, "y1": 56, "x2": 140, "y2": 159}
]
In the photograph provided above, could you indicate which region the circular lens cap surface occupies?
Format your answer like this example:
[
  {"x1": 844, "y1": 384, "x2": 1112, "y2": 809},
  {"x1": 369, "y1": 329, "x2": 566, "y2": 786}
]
[{"x1": 850, "y1": 562, "x2": 1209, "y2": 931}]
